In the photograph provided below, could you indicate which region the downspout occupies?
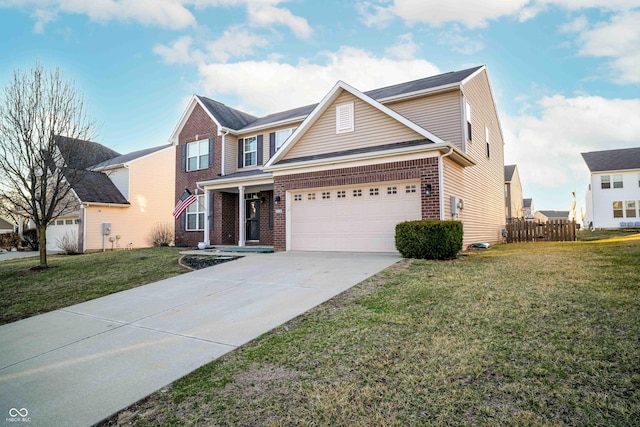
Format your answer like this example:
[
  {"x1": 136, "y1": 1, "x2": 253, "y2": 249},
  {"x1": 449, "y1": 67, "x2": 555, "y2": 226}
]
[
  {"x1": 220, "y1": 128, "x2": 229, "y2": 176},
  {"x1": 439, "y1": 146, "x2": 454, "y2": 220},
  {"x1": 81, "y1": 204, "x2": 87, "y2": 253}
]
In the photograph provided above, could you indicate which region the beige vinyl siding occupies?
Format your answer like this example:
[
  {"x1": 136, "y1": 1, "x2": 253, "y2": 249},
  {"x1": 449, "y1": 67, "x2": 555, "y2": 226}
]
[
  {"x1": 387, "y1": 90, "x2": 464, "y2": 150},
  {"x1": 84, "y1": 146, "x2": 175, "y2": 250},
  {"x1": 508, "y1": 168, "x2": 524, "y2": 220},
  {"x1": 224, "y1": 135, "x2": 239, "y2": 175},
  {"x1": 283, "y1": 91, "x2": 424, "y2": 160},
  {"x1": 442, "y1": 157, "x2": 464, "y2": 222},
  {"x1": 458, "y1": 68, "x2": 505, "y2": 244}
]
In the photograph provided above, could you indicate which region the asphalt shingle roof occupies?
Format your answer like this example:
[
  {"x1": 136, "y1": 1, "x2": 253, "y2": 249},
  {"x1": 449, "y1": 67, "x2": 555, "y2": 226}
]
[
  {"x1": 92, "y1": 144, "x2": 172, "y2": 169},
  {"x1": 196, "y1": 65, "x2": 484, "y2": 132},
  {"x1": 56, "y1": 136, "x2": 121, "y2": 169},
  {"x1": 538, "y1": 210, "x2": 569, "y2": 219},
  {"x1": 69, "y1": 170, "x2": 129, "y2": 205},
  {"x1": 581, "y1": 147, "x2": 640, "y2": 172},
  {"x1": 504, "y1": 164, "x2": 516, "y2": 181}
]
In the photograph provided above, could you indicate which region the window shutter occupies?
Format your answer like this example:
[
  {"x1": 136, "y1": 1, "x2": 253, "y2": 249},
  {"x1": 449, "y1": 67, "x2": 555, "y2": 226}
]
[
  {"x1": 257, "y1": 135, "x2": 263, "y2": 165},
  {"x1": 208, "y1": 137, "x2": 214, "y2": 168},
  {"x1": 237, "y1": 138, "x2": 243, "y2": 168},
  {"x1": 180, "y1": 145, "x2": 187, "y2": 172},
  {"x1": 269, "y1": 192, "x2": 274, "y2": 230},
  {"x1": 269, "y1": 132, "x2": 276, "y2": 157},
  {"x1": 179, "y1": 213, "x2": 185, "y2": 231}
]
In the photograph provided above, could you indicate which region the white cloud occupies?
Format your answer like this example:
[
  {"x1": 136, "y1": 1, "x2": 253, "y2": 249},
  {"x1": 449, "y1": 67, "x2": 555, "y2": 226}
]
[
  {"x1": 31, "y1": 8, "x2": 56, "y2": 33},
  {"x1": 205, "y1": 26, "x2": 270, "y2": 62},
  {"x1": 571, "y1": 11, "x2": 640, "y2": 84},
  {"x1": 359, "y1": 0, "x2": 529, "y2": 29},
  {"x1": 385, "y1": 33, "x2": 419, "y2": 59},
  {"x1": 247, "y1": 4, "x2": 313, "y2": 39},
  {"x1": 559, "y1": 15, "x2": 589, "y2": 33},
  {"x1": 503, "y1": 94, "x2": 640, "y2": 208},
  {"x1": 196, "y1": 46, "x2": 441, "y2": 114},
  {"x1": 437, "y1": 25, "x2": 484, "y2": 54},
  {"x1": 153, "y1": 36, "x2": 204, "y2": 64}
]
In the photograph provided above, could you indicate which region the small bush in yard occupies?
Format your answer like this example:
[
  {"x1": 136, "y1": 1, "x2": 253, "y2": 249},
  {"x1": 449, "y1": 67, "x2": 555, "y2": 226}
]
[
  {"x1": 395, "y1": 220, "x2": 463, "y2": 260},
  {"x1": 0, "y1": 232, "x2": 22, "y2": 250},
  {"x1": 56, "y1": 230, "x2": 80, "y2": 255},
  {"x1": 22, "y1": 228, "x2": 39, "y2": 250},
  {"x1": 146, "y1": 222, "x2": 174, "y2": 247}
]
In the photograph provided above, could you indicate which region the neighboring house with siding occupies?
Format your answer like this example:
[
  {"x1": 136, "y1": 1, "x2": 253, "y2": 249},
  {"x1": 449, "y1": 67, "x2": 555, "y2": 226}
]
[
  {"x1": 44, "y1": 140, "x2": 175, "y2": 252},
  {"x1": 171, "y1": 65, "x2": 505, "y2": 252},
  {"x1": 523, "y1": 198, "x2": 535, "y2": 219},
  {"x1": 0, "y1": 216, "x2": 15, "y2": 234},
  {"x1": 534, "y1": 210, "x2": 569, "y2": 222},
  {"x1": 582, "y1": 147, "x2": 640, "y2": 229},
  {"x1": 504, "y1": 164, "x2": 524, "y2": 223}
]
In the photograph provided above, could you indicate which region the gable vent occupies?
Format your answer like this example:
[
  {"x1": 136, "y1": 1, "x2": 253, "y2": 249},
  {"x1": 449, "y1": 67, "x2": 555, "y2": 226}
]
[{"x1": 336, "y1": 102, "x2": 354, "y2": 134}]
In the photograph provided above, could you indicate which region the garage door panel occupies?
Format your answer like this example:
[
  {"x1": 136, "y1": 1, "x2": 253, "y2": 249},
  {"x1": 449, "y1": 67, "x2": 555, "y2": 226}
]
[{"x1": 289, "y1": 180, "x2": 421, "y2": 252}]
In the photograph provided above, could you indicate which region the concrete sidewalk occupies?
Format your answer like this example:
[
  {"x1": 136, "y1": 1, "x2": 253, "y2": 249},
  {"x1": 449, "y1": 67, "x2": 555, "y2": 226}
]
[{"x1": 0, "y1": 251, "x2": 399, "y2": 427}]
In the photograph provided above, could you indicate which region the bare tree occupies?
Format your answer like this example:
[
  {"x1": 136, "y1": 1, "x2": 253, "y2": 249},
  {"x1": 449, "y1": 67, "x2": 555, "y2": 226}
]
[{"x1": 0, "y1": 63, "x2": 95, "y2": 268}]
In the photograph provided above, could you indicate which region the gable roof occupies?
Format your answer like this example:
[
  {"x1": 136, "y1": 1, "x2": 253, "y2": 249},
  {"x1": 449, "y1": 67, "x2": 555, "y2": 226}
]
[
  {"x1": 581, "y1": 147, "x2": 640, "y2": 172},
  {"x1": 172, "y1": 66, "x2": 486, "y2": 141},
  {"x1": 264, "y1": 80, "x2": 453, "y2": 168},
  {"x1": 56, "y1": 136, "x2": 120, "y2": 169},
  {"x1": 70, "y1": 170, "x2": 129, "y2": 205},
  {"x1": 523, "y1": 198, "x2": 533, "y2": 208},
  {"x1": 537, "y1": 210, "x2": 569, "y2": 219},
  {"x1": 504, "y1": 164, "x2": 517, "y2": 182},
  {"x1": 91, "y1": 144, "x2": 172, "y2": 170}
]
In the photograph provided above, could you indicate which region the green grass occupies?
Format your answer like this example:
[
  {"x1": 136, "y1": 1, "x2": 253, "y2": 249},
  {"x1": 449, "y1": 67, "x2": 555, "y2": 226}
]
[
  {"x1": 0, "y1": 247, "x2": 186, "y2": 325},
  {"x1": 103, "y1": 237, "x2": 640, "y2": 426},
  {"x1": 577, "y1": 228, "x2": 640, "y2": 241}
]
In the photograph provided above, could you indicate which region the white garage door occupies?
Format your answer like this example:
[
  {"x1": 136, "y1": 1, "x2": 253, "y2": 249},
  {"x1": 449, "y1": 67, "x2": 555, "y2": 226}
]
[
  {"x1": 46, "y1": 219, "x2": 79, "y2": 252},
  {"x1": 289, "y1": 180, "x2": 421, "y2": 252}
]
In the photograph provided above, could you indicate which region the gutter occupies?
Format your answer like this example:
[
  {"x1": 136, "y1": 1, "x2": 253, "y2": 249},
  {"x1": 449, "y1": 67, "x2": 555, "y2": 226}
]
[{"x1": 220, "y1": 128, "x2": 229, "y2": 176}]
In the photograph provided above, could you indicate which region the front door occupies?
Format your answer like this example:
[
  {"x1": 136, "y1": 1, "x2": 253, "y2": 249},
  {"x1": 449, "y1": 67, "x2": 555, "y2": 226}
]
[{"x1": 246, "y1": 199, "x2": 260, "y2": 241}]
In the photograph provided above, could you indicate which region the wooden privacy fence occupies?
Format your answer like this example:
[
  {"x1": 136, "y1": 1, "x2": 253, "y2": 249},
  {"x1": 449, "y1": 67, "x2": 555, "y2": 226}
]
[{"x1": 505, "y1": 219, "x2": 576, "y2": 243}]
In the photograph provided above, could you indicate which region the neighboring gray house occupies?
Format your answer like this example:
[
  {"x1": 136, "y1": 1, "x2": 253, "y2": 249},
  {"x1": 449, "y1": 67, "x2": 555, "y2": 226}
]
[
  {"x1": 523, "y1": 198, "x2": 535, "y2": 219},
  {"x1": 535, "y1": 210, "x2": 570, "y2": 222}
]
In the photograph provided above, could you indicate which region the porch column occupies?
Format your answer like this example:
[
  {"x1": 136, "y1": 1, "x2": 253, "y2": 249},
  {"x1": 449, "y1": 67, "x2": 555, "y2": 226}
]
[
  {"x1": 203, "y1": 189, "x2": 210, "y2": 245},
  {"x1": 238, "y1": 185, "x2": 245, "y2": 247}
]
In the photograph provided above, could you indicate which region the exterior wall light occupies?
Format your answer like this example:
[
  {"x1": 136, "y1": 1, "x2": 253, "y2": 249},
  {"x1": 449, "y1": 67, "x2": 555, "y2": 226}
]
[
  {"x1": 275, "y1": 196, "x2": 281, "y2": 205},
  {"x1": 425, "y1": 184, "x2": 432, "y2": 197}
]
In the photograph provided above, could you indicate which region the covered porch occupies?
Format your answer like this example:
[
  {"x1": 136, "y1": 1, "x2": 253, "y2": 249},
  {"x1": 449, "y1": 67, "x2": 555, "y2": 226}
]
[{"x1": 198, "y1": 170, "x2": 275, "y2": 248}]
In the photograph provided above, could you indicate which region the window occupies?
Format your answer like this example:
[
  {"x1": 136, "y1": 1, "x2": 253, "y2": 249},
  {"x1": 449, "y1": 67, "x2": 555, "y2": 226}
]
[
  {"x1": 465, "y1": 101, "x2": 472, "y2": 141},
  {"x1": 322, "y1": 192, "x2": 331, "y2": 199},
  {"x1": 187, "y1": 139, "x2": 209, "y2": 171},
  {"x1": 485, "y1": 126, "x2": 490, "y2": 158},
  {"x1": 275, "y1": 128, "x2": 296, "y2": 150},
  {"x1": 387, "y1": 186, "x2": 397, "y2": 195},
  {"x1": 369, "y1": 188, "x2": 379, "y2": 196},
  {"x1": 243, "y1": 136, "x2": 257, "y2": 167},
  {"x1": 613, "y1": 174, "x2": 623, "y2": 189},
  {"x1": 406, "y1": 185, "x2": 416, "y2": 193},
  {"x1": 65, "y1": 219, "x2": 73, "y2": 225},
  {"x1": 353, "y1": 189, "x2": 362, "y2": 197},
  {"x1": 186, "y1": 195, "x2": 205, "y2": 231},
  {"x1": 308, "y1": 193, "x2": 316, "y2": 200},
  {"x1": 613, "y1": 201, "x2": 623, "y2": 218},
  {"x1": 638, "y1": 173, "x2": 640, "y2": 187},
  {"x1": 626, "y1": 200, "x2": 637, "y2": 218},
  {"x1": 336, "y1": 102, "x2": 354, "y2": 134},
  {"x1": 294, "y1": 194, "x2": 302, "y2": 201},
  {"x1": 56, "y1": 220, "x2": 64, "y2": 225},
  {"x1": 601, "y1": 176, "x2": 611, "y2": 189},
  {"x1": 337, "y1": 190, "x2": 346, "y2": 198}
]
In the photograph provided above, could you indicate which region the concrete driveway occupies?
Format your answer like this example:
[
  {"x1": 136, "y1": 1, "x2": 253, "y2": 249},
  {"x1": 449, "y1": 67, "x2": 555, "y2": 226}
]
[{"x1": 0, "y1": 251, "x2": 399, "y2": 427}]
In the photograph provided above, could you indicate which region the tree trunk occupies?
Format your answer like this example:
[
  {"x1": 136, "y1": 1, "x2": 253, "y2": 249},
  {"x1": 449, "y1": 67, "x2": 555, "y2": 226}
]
[{"x1": 38, "y1": 224, "x2": 47, "y2": 268}]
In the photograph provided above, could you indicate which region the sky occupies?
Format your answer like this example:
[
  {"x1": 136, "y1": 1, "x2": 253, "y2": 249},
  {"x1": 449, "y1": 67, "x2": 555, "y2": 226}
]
[{"x1": 0, "y1": 0, "x2": 639, "y2": 218}]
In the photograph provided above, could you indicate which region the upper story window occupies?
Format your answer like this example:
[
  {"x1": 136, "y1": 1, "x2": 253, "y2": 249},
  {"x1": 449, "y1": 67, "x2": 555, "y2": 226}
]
[
  {"x1": 613, "y1": 174, "x2": 623, "y2": 189},
  {"x1": 187, "y1": 139, "x2": 209, "y2": 171},
  {"x1": 336, "y1": 102, "x2": 354, "y2": 134},
  {"x1": 601, "y1": 175, "x2": 611, "y2": 189},
  {"x1": 244, "y1": 136, "x2": 257, "y2": 167},
  {"x1": 465, "y1": 101, "x2": 472, "y2": 141},
  {"x1": 275, "y1": 128, "x2": 296, "y2": 150}
]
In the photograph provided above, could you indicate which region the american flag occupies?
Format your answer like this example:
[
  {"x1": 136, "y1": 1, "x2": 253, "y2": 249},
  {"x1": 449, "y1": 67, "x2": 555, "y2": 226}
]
[{"x1": 173, "y1": 188, "x2": 197, "y2": 218}]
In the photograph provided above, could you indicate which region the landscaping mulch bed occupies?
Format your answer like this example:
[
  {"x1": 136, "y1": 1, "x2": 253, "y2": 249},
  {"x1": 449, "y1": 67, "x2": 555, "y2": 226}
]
[{"x1": 179, "y1": 255, "x2": 241, "y2": 270}]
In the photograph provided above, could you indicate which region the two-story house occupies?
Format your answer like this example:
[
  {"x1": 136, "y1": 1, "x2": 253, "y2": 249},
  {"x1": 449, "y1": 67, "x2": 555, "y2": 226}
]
[
  {"x1": 44, "y1": 138, "x2": 175, "y2": 252},
  {"x1": 504, "y1": 164, "x2": 524, "y2": 223},
  {"x1": 582, "y1": 147, "x2": 640, "y2": 229},
  {"x1": 171, "y1": 65, "x2": 506, "y2": 252}
]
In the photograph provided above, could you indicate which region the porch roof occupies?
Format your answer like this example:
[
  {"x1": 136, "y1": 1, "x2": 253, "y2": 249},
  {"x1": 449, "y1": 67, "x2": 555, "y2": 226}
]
[{"x1": 197, "y1": 169, "x2": 273, "y2": 191}]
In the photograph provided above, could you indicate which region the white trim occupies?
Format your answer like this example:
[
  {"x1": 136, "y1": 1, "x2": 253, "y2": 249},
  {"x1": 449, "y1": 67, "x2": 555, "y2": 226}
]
[
  {"x1": 243, "y1": 135, "x2": 258, "y2": 167},
  {"x1": 374, "y1": 82, "x2": 461, "y2": 104},
  {"x1": 285, "y1": 190, "x2": 292, "y2": 251},
  {"x1": 264, "y1": 81, "x2": 448, "y2": 168},
  {"x1": 238, "y1": 186, "x2": 245, "y2": 247},
  {"x1": 91, "y1": 145, "x2": 174, "y2": 172},
  {"x1": 231, "y1": 116, "x2": 307, "y2": 135},
  {"x1": 168, "y1": 95, "x2": 223, "y2": 144}
]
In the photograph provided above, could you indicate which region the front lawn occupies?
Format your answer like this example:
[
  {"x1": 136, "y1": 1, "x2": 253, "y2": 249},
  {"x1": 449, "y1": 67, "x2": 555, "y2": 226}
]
[
  {"x1": 0, "y1": 248, "x2": 186, "y2": 325},
  {"x1": 102, "y1": 236, "x2": 640, "y2": 426}
]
